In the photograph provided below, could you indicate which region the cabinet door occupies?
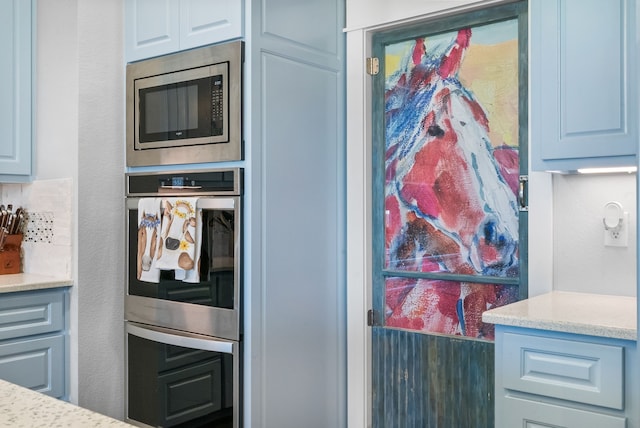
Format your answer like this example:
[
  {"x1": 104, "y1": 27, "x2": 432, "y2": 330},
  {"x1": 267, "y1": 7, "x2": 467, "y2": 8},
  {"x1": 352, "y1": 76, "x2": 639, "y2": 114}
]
[
  {"x1": 125, "y1": 0, "x2": 180, "y2": 62},
  {"x1": 179, "y1": 0, "x2": 242, "y2": 50},
  {"x1": 0, "y1": 0, "x2": 33, "y2": 181},
  {"x1": 0, "y1": 289, "x2": 65, "y2": 341},
  {"x1": 502, "y1": 332, "x2": 624, "y2": 410},
  {"x1": 125, "y1": 0, "x2": 242, "y2": 63},
  {"x1": 502, "y1": 396, "x2": 626, "y2": 428},
  {"x1": 531, "y1": 0, "x2": 637, "y2": 171},
  {"x1": 0, "y1": 334, "x2": 65, "y2": 399}
]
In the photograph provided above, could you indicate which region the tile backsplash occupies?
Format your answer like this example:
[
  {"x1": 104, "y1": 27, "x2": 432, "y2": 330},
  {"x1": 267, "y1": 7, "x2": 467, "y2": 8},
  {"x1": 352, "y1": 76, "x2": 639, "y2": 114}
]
[
  {"x1": 1, "y1": 178, "x2": 72, "y2": 278},
  {"x1": 23, "y1": 211, "x2": 55, "y2": 244}
]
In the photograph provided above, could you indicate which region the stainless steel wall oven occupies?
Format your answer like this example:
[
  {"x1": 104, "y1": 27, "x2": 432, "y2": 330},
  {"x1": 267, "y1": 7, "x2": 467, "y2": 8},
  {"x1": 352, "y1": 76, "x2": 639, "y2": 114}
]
[{"x1": 125, "y1": 168, "x2": 242, "y2": 428}]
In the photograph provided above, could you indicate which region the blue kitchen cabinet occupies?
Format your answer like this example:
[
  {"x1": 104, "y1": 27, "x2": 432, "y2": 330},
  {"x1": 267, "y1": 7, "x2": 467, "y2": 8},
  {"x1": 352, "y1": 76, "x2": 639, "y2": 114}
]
[
  {"x1": 495, "y1": 326, "x2": 637, "y2": 428},
  {"x1": 530, "y1": 0, "x2": 638, "y2": 172},
  {"x1": 0, "y1": 0, "x2": 34, "y2": 182},
  {"x1": 125, "y1": 0, "x2": 243, "y2": 62},
  {"x1": 0, "y1": 288, "x2": 69, "y2": 400}
]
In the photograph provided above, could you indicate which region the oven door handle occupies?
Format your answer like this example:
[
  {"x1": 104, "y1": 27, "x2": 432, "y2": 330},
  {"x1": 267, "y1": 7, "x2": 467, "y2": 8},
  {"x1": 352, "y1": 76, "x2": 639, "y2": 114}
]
[
  {"x1": 127, "y1": 322, "x2": 234, "y2": 354},
  {"x1": 126, "y1": 197, "x2": 236, "y2": 210}
]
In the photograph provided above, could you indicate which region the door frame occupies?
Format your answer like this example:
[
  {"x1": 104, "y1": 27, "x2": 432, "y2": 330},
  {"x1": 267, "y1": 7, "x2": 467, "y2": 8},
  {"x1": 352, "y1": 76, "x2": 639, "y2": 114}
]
[{"x1": 345, "y1": 1, "x2": 554, "y2": 427}]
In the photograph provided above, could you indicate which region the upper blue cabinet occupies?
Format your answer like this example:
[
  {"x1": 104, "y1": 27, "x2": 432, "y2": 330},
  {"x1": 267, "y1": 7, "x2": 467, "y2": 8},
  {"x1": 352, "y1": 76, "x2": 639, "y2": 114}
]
[
  {"x1": 531, "y1": 0, "x2": 638, "y2": 172},
  {"x1": 0, "y1": 0, "x2": 33, "y2": 182},
  {"x1": 125, "y1": 0, "x2": 243, "y2": 63}
]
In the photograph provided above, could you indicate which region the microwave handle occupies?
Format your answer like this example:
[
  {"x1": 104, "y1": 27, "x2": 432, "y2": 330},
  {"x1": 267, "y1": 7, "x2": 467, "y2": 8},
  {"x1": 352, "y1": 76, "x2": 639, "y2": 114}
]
[{"x1": 127, "y1": 322, "x2": 234, "y2": 354}]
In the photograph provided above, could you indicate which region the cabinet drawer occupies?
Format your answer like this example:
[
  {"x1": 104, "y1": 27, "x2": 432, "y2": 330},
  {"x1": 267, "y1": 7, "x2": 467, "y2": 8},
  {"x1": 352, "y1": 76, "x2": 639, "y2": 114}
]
[
  {"x1": 503, "y1": 332, "x2": 623, "y2": 409},
  {"x1": 0, "y1": 334, "x2": 65, "y2": 398},
  {"x1": 158, "y1": 358, "x2": 224, "y2": 426},
  {"x1": 0, "y1": 290, "x2": 65, "y2": 340},
  {"x1": 502, "y1": 396, "x2": 625, "y2": 428}
]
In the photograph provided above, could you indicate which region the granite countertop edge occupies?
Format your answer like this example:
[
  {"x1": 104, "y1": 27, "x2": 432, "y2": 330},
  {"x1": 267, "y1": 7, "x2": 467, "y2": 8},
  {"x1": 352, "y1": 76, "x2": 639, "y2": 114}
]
[
  {"x1": 0, "y1": 273, "x2": 73, "y2": 294},
  {"x1": 483, "y1": 291, "x2": 637, "y2": 341},
  {"x1": 0, "y1": 379, "x2": 132, "y2": 427}
]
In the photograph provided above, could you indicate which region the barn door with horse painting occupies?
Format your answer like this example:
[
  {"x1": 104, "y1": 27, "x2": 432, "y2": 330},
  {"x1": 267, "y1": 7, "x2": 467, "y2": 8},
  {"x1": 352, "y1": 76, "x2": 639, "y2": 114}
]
[{"x1": 370, "y1": 3, "x2": 527, "y2": 426}]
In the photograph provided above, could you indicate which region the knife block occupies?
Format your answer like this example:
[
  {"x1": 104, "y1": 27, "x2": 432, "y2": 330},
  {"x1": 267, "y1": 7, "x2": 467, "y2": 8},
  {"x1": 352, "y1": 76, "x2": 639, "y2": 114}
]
[{"x1": 0, "y1": 234, "x2": 22, "y2": 274}]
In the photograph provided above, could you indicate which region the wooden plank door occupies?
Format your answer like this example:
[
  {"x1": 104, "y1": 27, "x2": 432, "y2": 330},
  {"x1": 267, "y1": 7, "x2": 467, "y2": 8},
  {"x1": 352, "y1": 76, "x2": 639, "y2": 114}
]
[{"x1": 370, "y1": 3, "x2": 528, "y2": 426}]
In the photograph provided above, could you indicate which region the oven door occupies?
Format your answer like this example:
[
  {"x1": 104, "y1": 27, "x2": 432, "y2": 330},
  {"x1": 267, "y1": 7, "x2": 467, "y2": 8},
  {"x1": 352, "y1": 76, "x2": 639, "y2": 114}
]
[
  {"x1": 126, "y1": 196, "x2": 241, "y2": 341},
  {"x1": 126, "y1": 322, "x2": 240, "y2": 428}
]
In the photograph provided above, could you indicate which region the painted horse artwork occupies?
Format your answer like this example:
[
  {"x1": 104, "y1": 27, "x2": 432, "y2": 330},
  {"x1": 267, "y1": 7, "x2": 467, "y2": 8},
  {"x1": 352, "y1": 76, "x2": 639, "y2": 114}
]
[
  {"x1": 137, "y1": 211, "x2": 161, "y2": 280},
  {"x1": 383, "y1": 22, "x2": 521, "y2": 339}
]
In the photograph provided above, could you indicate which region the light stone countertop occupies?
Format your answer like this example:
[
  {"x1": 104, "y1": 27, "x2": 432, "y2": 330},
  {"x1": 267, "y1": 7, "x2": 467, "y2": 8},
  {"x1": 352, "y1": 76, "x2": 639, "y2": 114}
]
[
  {"x1": 0, "y1": 273, "x2": 72, "y2": 293},
  {"x1": 0, "y1": 379, "x2": 133, "y2": 427},
  {"x1": 482, "y1": 291, "x2": 637, "y2": 341}
]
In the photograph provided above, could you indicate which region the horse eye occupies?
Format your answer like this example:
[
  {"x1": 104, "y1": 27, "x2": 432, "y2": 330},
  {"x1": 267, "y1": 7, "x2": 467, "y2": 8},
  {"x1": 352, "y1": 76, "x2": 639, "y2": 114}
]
[
  {"x1": 427, "y1": 125, "x2": 444, "y2": 137},
  {"x1": 484, "y1": 221, "x2": 496, "y2": 242}
]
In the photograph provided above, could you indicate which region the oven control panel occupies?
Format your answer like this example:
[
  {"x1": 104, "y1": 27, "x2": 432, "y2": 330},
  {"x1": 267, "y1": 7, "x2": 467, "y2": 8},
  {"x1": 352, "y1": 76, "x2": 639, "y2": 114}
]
[{"x1": 126, "y1": 168, "x2": 242, "y2": 196}]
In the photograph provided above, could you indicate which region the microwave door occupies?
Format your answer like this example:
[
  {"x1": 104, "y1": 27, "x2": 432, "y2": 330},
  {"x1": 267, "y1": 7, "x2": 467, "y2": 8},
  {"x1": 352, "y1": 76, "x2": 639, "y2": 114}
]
[{"x1": 134, "y1": 62, "x2": 229, "y2": 150}]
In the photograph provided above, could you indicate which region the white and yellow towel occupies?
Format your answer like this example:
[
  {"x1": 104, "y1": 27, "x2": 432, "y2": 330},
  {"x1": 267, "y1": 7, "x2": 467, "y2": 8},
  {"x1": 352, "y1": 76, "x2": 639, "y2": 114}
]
[{"x1": 154, "y1": 197, "x2": 202, "y2": 283}]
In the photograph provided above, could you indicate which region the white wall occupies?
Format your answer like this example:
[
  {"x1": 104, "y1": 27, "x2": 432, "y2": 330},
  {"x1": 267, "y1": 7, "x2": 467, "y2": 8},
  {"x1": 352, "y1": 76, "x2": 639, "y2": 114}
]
[
  {"x1": 34, "y1": 0, "x2": 81, "y2": 408},
  {"x1": 553, "y1": 173, "x2": 636, "y2": 296},
  {"x1": 75, "y1": 0, "x2": 124, "y2": 418},
  {"x1": 32, "y1": 0, "x2": 124, "y2": 419},
  {"x1": 34, "y1": 1, "x2": 78, "y2": 182}
]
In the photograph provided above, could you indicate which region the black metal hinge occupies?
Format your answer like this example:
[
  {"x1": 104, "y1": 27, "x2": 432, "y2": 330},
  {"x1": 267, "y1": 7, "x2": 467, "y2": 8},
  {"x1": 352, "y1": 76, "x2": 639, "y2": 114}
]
[{"x1": 367, "y1": 309, "x2": 380, "y2": 326}]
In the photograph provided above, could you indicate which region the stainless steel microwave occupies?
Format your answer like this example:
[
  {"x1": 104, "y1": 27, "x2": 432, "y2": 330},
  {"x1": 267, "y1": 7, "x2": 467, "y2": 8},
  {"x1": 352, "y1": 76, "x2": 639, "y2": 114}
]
[{"x1": 126, "y1": 41, "x2": 243, "y2": 167}]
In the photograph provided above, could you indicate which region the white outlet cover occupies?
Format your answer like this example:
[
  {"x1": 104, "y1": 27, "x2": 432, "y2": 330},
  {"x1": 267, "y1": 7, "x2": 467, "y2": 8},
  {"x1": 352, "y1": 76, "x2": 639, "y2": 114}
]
[{"x1": 604, "y1": 211, "x2": 629, "y2": 247}]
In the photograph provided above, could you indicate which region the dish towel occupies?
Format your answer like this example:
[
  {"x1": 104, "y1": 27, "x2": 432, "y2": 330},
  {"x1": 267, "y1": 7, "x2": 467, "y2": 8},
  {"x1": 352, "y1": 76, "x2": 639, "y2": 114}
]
[
  {"x1": 155, "y1": 197, "x2": 202, "y2": 283},
  {"x1": 136, "y1": 198, "x2": 162, "y2": 283},
  {"x1": 175, "y1": 206, "x2": 203, "y2": 283}
]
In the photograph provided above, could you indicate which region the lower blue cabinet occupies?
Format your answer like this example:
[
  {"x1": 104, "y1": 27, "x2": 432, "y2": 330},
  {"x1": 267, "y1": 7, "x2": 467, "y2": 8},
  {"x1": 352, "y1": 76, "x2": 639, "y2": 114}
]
[
  {"x1": 502, "y1": 396, "x2": 626, "y2": 428},
  {"x1": 0, "y1": 288, "x2": 68, "y2": 399},
  {"x1": 495, "y1": 326, "x2": 637, "y2": 428}
]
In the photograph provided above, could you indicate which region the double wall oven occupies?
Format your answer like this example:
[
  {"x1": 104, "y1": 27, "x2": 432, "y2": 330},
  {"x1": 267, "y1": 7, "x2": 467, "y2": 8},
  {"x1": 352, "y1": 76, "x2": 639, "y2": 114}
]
[{"x1": 125, "y1": 168, "x2": 242, "y2": 428}]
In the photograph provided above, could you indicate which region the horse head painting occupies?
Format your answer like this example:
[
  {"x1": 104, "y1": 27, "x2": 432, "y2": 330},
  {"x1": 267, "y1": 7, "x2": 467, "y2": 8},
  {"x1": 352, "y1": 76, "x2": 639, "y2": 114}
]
[
  {"x1": 137, "y1": 211, "x2": 160, "y2": 280},
  {"x1": 382, "y1": 24, "x2": 521, "y2": 339}
]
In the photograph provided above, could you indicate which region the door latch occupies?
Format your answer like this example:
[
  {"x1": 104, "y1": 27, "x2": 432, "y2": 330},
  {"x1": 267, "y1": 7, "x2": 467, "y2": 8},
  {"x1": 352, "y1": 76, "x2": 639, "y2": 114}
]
[{"x1": 518, "y1": 175, "x2": 528, "y2": 212}]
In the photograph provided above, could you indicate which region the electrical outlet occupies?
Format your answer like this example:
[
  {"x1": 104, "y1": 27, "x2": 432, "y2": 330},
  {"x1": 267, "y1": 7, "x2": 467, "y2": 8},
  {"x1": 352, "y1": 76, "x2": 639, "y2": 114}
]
[{"x1": 604, "y1": 211, "x2": 629, "y2": 247}]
